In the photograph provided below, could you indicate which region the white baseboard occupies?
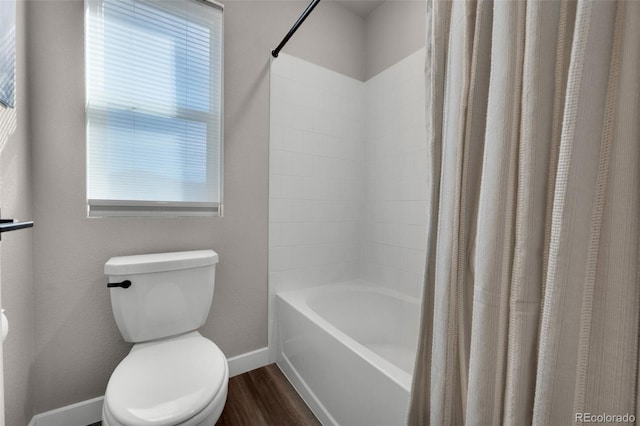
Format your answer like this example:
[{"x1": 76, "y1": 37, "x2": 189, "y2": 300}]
[
  {"x1": 28, "y1": 396, "x2": 103, "y2": 426},
  {"x1": 227, "y1": 346, "x2": 270, "y2": 377},
  {"x1": 27, "y1": 347, "x2": 270, "y2": 425}
]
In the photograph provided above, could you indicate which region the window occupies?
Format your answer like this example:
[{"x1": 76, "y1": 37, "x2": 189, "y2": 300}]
[{"x1": 86, "y1": 0, "x2": 223, "y2": 217}]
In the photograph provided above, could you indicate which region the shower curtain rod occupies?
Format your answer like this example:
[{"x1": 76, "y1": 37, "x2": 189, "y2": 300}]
[{"x1": 271, "y1": 0, "x2": 321, "y2": 58}]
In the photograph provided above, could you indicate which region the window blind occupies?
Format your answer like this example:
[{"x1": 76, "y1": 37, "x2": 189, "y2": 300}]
[{"x1": 86, "y1": 0, "x2": 223, "y2": 217}]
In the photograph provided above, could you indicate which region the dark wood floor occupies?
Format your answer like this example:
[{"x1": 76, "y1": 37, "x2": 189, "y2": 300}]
[
  {"x1": 217, "y1": 364, "x2": 320, "y2": 426},
  {"x1": 87, "y1": 364, "x2": 318, "y2": 426}
]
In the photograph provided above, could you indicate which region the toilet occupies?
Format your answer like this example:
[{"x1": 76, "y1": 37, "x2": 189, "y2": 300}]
[{"x1": 102, "y1": 250, "x2": 228, "y2": 426}]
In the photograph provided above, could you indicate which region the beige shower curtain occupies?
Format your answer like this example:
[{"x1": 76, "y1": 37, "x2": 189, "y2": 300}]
[{"x1": 409, "y1": 0, "x2": 640, "y2": 424}]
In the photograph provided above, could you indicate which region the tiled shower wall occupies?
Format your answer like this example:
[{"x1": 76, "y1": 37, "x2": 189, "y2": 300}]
[
  {"x1": 269, "y1": 49, "x2": 426, "y2": 320},
  {"x1": 269, "y1": 53, "x2": 364, "y2": 294},
  {"x1": 269, "y1": 54, "x2": 364, "y2": 357},
  {"x1": 362, "y1": 49, "x2": 427, "y2": 299}
]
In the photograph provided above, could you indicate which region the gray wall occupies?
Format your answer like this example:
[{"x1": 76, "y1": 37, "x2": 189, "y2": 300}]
[
  {"x1": 26, "y1": 0, "x2": 364, "y2": 414},
  {"x1": 1, "y1": 0, "x2": 35, "y2": 424},
  {"x1": 364, "y1": 0, "x2": 426, "y2": 80},
  {"x1": 286, "y1": 0, "x2": 366, "y2": 80}
]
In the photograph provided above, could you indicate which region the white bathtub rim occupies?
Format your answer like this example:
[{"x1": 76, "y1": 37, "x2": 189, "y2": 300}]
[
  {"x1": 279, "y1": 279, "x2": 421, "y2": 304},
  {"x1": 276, "y1": 280, "x2": 415, "y2": 392}
]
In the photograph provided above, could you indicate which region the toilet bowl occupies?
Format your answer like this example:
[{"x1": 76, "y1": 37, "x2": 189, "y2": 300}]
[
  {"x1": 102, "y1": 332, "x2": 228, "y2": 426},
  {"x1": 102, "y1": 251, "x2": 228, "y2": 426}
]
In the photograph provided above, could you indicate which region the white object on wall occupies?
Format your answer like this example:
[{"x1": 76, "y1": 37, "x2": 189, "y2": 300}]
[{"x1": 1, "y1": 309, "x2": 8, "y2": 343}]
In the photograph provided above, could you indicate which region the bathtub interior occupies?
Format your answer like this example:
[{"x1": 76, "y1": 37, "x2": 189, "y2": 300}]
[{"x1": 306, "y1": 281, "x2": 420, "y2": 374}]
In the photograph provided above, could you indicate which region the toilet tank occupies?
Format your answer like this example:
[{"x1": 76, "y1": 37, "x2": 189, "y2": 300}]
[{"x1": 105, "y1": 250, "x2": 219, "y2": 343}]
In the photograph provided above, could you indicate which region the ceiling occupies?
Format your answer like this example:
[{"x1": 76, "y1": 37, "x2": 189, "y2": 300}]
[{"x1": 335, "y1": 0, "x2": 385, "y2": 18}]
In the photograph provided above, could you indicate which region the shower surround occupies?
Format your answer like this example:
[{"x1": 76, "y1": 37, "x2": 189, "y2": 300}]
[{"x1": 269, "y1": 49, "x2": 426, "y2": 423}]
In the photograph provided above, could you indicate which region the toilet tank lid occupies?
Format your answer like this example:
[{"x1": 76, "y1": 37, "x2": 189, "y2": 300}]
[{"x1": 105, "y1": 250, "x2": 218, "y2": 275}]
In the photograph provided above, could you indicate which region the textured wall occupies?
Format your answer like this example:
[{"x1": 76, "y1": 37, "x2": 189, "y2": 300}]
[
  {"x1": 364, "y1": 0, "x2": 426, "y2": 80},
  {"x1": 0, "y1": 0, "x2": 35, "y2": 424},
  {"x1": 285, "y1": 0, "x2": 366, "y2": 80},
  {"x1": 26, "y1": 0, "x2": 365, "y2": 415}
]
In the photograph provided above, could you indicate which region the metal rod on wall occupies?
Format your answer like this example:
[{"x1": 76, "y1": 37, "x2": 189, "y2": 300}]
[{"x1": 271, "y1": 0, "x2": 321, "y2": 58}]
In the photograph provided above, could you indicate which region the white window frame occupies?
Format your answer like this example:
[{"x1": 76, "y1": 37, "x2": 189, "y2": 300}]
[{"x1": 85, "y1": 0, "x2": 224, "y2": 218}]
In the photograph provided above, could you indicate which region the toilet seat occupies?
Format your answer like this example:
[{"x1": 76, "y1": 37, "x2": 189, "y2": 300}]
[
  {"x1": 103, "y1": 332, "x2": 228, "y2": 426},
  {"x1": 103, "y1": 382, "x2": 227, "y2": 426}
]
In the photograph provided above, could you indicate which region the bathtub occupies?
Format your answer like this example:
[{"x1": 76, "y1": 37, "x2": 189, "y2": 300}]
[{"x1": 276, "y1": 280, "x2": 420, "y2": 425}]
